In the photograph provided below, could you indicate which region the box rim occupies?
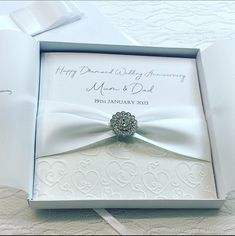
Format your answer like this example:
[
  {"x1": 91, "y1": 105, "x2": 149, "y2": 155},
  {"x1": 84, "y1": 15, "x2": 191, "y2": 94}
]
[{"x1": 31, "y1": 41, "x2": 224, "y2": 207}]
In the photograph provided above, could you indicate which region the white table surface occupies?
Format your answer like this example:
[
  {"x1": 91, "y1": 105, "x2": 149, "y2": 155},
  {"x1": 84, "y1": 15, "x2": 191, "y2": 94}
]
[{"x1": 1, "y1": 1, "x2": 235, "y2": 235}]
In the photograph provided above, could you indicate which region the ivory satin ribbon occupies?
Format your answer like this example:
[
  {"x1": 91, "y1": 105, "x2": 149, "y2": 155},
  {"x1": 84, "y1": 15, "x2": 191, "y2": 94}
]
[{"x1": 36, "y1": 101, "x2": 211, "y2": 162}]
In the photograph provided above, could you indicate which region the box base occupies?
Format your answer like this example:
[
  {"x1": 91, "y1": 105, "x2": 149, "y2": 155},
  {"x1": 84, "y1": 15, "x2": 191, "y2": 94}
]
[{"x1": 28, "y1": 199, "x2": 225, "y2": 209}]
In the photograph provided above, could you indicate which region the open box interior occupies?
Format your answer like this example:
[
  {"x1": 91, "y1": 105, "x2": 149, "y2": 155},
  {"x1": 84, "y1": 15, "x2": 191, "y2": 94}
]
[
  {"x1": 1, "y1": 31, "x2": 234, "y2": 209},
  {"x1": 30, "y1": 41, "x2": 226, "y2": 208}
]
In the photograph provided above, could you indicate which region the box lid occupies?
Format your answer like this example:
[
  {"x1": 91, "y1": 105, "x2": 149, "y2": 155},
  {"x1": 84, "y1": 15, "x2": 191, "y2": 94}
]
[
  {"x1": 0, "y1": 30, "x2": 39, "y2": 194},
  {"x1": 200, "y1": 40, "x2": 235, "y2": 196}
]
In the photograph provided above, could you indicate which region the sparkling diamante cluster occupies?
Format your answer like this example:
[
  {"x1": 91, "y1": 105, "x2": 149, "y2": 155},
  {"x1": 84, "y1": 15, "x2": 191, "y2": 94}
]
[{"x1": 110, "y1": 111, "x2": 138, "y2": 137}]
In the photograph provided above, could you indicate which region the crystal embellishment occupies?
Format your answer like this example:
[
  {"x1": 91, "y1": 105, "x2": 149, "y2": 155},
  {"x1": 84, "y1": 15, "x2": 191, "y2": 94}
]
[{"x1": 110, "y1": 111, "x2": 138, "y2": 137}]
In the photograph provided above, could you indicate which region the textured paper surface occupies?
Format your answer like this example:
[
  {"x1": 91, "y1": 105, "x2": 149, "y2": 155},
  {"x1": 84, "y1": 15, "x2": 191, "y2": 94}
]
[{"x1": 34, "y1": 52, "x2": 217, "y2": 200}]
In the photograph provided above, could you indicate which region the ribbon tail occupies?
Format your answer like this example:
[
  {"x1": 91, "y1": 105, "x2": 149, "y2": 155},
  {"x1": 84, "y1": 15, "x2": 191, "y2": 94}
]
[
  {"x1": 94, "y1": 209, "x2": 133, "y2": 235},
  {"x1": 36, "y1": 130, "x2": 115, "y2": 158},
  {"x1": 36, "y1": 109, "x2": 114, "y2": 158},
  {"x1": 133, "y1": 133, "x2": 209, "y2": 162},
  {"x1": 134, "y1": 117, "x2": 211, "y2": 162}
]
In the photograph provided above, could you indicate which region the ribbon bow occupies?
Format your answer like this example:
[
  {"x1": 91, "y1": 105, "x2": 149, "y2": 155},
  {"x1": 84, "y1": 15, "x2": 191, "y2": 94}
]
[{"x1": 36, "y1": 101, "x2": 211, "y2": 162}]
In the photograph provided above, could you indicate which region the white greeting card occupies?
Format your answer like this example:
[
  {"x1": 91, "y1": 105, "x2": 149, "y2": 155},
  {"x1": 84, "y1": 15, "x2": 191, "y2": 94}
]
[{"x1": 34, "y1": 52, "x2": 217, "y2": 200}]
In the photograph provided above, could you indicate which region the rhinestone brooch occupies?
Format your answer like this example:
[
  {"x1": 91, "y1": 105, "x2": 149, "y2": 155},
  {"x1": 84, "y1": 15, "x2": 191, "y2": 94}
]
[{"x1": 110, "y1": 111, "x2": 138, "y2": 137}]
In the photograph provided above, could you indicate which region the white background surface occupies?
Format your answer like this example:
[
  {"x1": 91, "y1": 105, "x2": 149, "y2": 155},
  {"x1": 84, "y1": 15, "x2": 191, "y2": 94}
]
[{"x1": 1, "y1": 1, "x2": 235, "y2": 235}]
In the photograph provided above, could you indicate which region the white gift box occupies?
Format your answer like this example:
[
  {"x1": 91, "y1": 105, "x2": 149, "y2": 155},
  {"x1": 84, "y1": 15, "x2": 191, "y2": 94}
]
[{"x1": 0, "y1": 30, "x2": 234, "y2": 209}]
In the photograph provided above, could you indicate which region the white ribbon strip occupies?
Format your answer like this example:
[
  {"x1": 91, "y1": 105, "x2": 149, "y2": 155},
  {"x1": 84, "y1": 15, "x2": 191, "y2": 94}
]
[
  {"x1": 10, "y1": 1, "x2": 83, "y2": 36},
  {"x1": 36, "y1": 101, "x2": 211, "y2": 162},
  {"x1": 94, "y1": 208, "x2": 133, "y2": 235}
]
